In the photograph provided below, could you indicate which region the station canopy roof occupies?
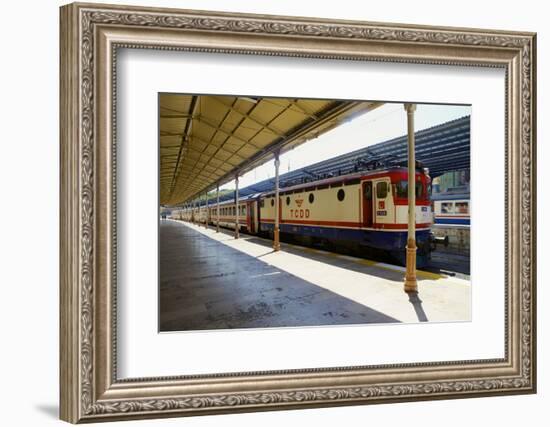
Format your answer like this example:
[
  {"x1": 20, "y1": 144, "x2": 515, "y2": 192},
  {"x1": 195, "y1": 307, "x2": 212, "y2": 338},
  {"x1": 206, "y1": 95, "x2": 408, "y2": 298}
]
[{"x1": 160, "y1": 94, "x2": 381, "y2": 206}]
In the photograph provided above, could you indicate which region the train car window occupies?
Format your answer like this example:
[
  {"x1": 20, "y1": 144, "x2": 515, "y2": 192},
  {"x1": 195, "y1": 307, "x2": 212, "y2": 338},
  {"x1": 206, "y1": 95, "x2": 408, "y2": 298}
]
[
  {"x1": 308, "y1": 193, "x2": 314, "y2": 204},
  {"x1": 286, "y1": 196, "x2": 290, "y2": 206},
  {"x1": 260, "y1": 199, "x2": 265, "y2": 208},
  {"x1": 441, "y1": 202, "x2": 454, "y2": 214},
  {"x1": 376, "y1": 181, "x2": 388, "y2": 198},
  {"x1": 396, "y1": 181, "x2": 408, "y2": 198},
  {"x1": 337, "y1": 189, "x2": 345, "y2": 201},
  {"x1": 364, "y1": 183, "x2": 372, "y2": 199},
  {"x1": 455, "y1": 202, "x2": 469, "y2": 214},
  {"x1": 395, "y1": 181, "x2": 425, "y2": 199},
  {"x1": 270, "y1": 199, "x2": 274, "y2": 207},
  {"x1": 330, "y1": 183, "x2": 342, "y2": 188}
]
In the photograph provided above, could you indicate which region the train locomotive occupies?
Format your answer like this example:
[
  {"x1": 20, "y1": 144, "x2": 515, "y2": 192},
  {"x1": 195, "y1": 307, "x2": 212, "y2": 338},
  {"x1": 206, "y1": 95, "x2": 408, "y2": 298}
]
[{"x1": 177, "y1": 166, "x2": 436, "y2": 267}]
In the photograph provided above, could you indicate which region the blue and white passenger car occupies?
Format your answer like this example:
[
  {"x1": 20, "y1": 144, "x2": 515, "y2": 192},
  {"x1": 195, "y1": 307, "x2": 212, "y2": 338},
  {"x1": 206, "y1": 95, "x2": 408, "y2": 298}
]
[{"x1": 431, "y1": 189, "x2": 470, "y2": 251}]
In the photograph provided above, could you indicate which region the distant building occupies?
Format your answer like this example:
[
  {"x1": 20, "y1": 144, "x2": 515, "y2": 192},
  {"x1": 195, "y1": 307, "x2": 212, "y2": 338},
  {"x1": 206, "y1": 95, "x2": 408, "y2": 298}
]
[{"x1": 432, "y1": 169, "x2": 470, "y2": 194}]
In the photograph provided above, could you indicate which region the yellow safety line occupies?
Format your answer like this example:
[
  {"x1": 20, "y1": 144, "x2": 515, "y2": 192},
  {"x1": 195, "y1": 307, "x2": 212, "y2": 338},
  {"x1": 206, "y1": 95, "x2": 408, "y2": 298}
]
[
  {"x1": 414, "y1": 270, "x2": 445, "y2": 280},
  {"x1": 369, "y1": 262, "x2": 444, "y2": 280},
  {"x1": 358, "y1": 259, "x2": 378, "y2": 267}
]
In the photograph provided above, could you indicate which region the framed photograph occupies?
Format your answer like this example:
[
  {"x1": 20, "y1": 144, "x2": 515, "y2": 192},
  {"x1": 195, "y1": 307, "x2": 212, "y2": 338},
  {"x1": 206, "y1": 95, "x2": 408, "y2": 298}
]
[{"x1": 60, "y1": 2, "x2": 536, "y2": 423}]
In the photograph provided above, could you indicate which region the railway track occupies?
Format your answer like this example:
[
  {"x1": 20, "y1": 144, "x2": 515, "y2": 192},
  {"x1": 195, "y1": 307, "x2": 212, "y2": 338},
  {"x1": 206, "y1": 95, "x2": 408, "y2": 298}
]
[{"x1": 426, "y1": 247, "x2": 470, "y2": 278}]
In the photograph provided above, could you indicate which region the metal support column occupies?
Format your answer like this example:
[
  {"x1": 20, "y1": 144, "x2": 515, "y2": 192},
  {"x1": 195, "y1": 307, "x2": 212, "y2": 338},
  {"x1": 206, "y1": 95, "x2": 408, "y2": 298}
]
[
  {"x1": 216, "y1": 184, "x2": 220, "y2": 233},
  {"x1": 404, "y1": 103, "x2": 418, "y2": 293},
  {"x1": 234, "y1": 175, "x2": 239, "y2": 239},
  {"x1": 273, "y1": 151, "x2": 281, "y2": 251}
]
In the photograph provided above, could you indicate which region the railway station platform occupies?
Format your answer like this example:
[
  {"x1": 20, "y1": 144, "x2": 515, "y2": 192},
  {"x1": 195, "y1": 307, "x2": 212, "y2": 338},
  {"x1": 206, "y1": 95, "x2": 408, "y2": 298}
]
[{"x1": 159, "y1": 220, "x2": 471, "y2": 332}]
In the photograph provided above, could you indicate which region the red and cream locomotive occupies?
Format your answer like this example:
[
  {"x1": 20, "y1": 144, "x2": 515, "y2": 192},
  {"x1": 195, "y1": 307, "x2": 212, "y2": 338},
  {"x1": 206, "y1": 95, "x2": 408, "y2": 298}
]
[{"x1": 179, "y1": 166, "x2": 434, "y2": 267}]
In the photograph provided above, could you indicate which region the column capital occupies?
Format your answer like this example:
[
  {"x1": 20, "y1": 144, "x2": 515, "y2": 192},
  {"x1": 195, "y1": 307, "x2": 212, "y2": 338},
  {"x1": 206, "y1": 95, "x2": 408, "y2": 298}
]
[{"x1": 404, "y1": 103, "x2": 417, "y2": 113}]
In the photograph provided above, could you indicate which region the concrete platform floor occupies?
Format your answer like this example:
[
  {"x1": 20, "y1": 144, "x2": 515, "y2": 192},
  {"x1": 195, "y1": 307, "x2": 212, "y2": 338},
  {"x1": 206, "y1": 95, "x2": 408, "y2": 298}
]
[{"x1": 159, "y1": 220, "x2": 471, "y2": 332}]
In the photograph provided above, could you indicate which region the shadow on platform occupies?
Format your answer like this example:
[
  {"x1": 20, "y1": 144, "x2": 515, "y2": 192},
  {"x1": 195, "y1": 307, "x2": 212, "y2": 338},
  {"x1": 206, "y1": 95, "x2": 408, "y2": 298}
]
[{"x1": 159, "y1": 220, "x2": 401, "y2": 332}]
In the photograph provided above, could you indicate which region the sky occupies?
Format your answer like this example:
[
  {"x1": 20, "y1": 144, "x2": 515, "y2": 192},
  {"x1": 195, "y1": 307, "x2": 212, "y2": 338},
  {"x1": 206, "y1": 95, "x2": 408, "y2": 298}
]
[{"x1": 219, "y1": 102, "x2": 471, "y2": 191}]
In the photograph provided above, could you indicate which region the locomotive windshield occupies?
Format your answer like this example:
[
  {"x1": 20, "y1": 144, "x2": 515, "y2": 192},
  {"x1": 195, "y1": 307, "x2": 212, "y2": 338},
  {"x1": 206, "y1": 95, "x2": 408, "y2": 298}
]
[{"x1": 395, "y1": 180, "x2": 426, "y2": 199}]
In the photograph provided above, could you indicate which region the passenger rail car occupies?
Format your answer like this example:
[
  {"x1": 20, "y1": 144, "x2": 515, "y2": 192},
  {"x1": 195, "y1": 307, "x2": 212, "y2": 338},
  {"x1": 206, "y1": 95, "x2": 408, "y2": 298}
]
[
  {"x1": 431, "y1": 191, "x2": 470, "y2": 251},
  {"x1": 209, "y1": 197, "x2": 251, "y2": 231},
  {"x1": 179, "y1": 167, "x2": 435, "y2": 267}
]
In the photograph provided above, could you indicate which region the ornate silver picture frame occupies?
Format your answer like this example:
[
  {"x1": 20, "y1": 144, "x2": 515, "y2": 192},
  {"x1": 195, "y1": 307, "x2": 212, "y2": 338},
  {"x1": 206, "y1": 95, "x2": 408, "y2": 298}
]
[{"x1": 60, "y1": 2, "x2": 536, "y2": 423}]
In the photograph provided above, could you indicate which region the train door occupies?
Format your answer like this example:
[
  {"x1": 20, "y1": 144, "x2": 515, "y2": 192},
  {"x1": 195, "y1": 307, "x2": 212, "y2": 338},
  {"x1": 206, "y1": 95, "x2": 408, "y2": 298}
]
[
  {"x1": 256, "y1": 199, "x2": 261, "y2": 233},
  {"x1": 374, "y1": 179, "x2": 392, "y2": 225},
  {"x1": 248, "y1": 202, "x2": 256, "y2": 234},
  {"x1": 362, "y1": 181, "x2": 373, "y2": 227}
]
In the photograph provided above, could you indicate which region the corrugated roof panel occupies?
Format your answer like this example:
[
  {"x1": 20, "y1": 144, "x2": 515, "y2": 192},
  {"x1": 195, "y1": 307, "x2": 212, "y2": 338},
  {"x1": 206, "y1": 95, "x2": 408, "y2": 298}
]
[{"x1": 159, "y1": 93, "x2": 380, "y2": 205}]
